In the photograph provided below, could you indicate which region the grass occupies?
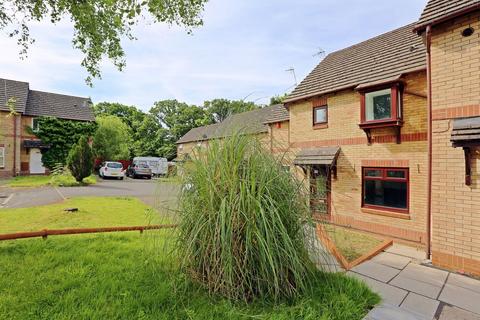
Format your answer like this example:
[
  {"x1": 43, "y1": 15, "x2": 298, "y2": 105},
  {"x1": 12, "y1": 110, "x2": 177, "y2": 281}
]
[
  {"x1": 325, "y1": 225, "x2": 383, "y2": 262},
  {"x1": 4, "y1": 174, "x2": 97, "y2": 188},
  {"x1": 0, "y1": 197, "x2": 161, "y2": 234},
  {"x1": 0, "y1": 233, "x2": 380, "y2": 319}
]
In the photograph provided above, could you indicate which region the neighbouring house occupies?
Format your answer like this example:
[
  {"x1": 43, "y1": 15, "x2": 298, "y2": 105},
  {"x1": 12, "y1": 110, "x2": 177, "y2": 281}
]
[
  {"x1": 0, "y1": 78, "x2": 95, "y2": 178},
  {"x1": 177, "y1": 1, "x2": 480, "y2": 276}
]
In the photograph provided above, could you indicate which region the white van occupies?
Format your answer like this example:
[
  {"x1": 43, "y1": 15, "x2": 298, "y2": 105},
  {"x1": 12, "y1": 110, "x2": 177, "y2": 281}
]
[{"x1": 132, "y1": 157, "x2": 168, "y2": 176}]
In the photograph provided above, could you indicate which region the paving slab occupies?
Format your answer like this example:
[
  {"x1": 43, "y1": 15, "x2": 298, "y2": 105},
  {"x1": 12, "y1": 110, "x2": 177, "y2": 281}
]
[
  {"x1": 400, "y1": 292, "x2": 439, "y2": 320},
  {"x1": 372, "y1": 252, "x2": 411, "y2": 270},
  {"x1": 351, "y1": 260, "x2": 401, "y2": 283},
  {"x1": 348, "y1": 271, "x2": 408, "y2": 306},
  {"x1": 390, "y1": 275, "x2": 442, "y2": 299},
  {"x1": 447, "y1": 273, "x2": 480, "y2": 294},
  {"x1": 439, "y1": 283, "x2": 480, "y2": 315},
  {"x1": 365, "y1": 303, "x2": 429, "y2": 320},
  {"x1": 437, "y1": 304, "x2": 480, "y2": 320},
  {"x1": 397, "y1": 263, "x2": 449, "y2": 287},
  {"x1": 385, "y1": 243, "x2": 426, "y2": 261}
]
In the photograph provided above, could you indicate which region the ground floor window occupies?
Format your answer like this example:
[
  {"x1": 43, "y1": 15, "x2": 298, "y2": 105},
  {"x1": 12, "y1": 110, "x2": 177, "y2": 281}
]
[
  {"x1": 362, "y1": 167, "x2": 408, "y2": 213},
  {"x1": 0, "y1": 147, "x2": 4, "y2": 168}
]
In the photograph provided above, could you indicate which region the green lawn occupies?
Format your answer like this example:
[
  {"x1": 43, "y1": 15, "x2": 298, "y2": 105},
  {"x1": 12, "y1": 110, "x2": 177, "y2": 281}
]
[
  {"x1": 325, "y1": 225, "x2": 383, "y2": 262},
  {"x1": 4, "y1": 174, "x2": 97, "y2": 188},
  {"x1": 0, "y1": 233, "x2": 379, "y2": 319},
  {"x1": 0, "y1": 197, "x2": 162, "y2": 234}
]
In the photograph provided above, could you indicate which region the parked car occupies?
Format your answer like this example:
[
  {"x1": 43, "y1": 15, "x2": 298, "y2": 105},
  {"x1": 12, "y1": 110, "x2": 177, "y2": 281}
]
[
  {"x1": 99, "y1": 161, "x2": 125, "y2": 180},
  {"x1": 133, "y1": 157, "x2": 168, "y2": 176},
  {"x1": 126, "y1": 161, "x2": 152, "y2": 179}
]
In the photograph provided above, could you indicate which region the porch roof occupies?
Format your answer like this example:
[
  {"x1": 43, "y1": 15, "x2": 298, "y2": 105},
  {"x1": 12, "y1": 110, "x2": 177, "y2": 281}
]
[
  {"x1": 451, "y1": 116, "x2": 480, "y2": 147},
  {"x1": 293, "y1": 146, "x2": 340, "y2": 166}
]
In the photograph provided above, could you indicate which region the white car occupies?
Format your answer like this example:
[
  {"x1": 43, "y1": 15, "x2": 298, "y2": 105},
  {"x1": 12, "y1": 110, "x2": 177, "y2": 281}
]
[{"x1": 99, "y1": 161, "x2": 125, "y2": 180}]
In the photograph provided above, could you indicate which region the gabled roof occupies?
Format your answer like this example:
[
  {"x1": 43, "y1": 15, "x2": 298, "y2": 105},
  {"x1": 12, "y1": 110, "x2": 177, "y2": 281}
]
[
  {"x1": 177, "y1": 104, "x2": 284, "y2": 144},
  {"x1": 25, "y1": 90, "x2": 94, "y2": 121},
  {"x1": 0, "y1": 77, "x2": 94, "y2": 121},
  {"x1": 263, "y1": 104, "x2": 289, "y2": 124},
  {"x1": 415, "y1": 0, "x2": 480, "y2": 33},
  {"x1": 0, "y1": 78, "x2": 29, "y2": 113},
  {"x1": 284, "y1": 23, "x2": 426, "y2": 103}
]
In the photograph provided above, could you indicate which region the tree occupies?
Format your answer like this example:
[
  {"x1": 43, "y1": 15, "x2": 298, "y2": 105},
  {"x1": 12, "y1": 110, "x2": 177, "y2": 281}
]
[
  {"x1": 30, "y1": 117, "x2": 97, "y2": 169},
  {"x1": 132, "y1": 114, "x2": 167, "y2": 157},
  {"x1": 93, "y1": 102, "x2": 145, "y2": 130},
  {"x1": 1, "y1": 1, "x2": 208, "y2": 84},
  {"x1": 269, "y1": 94, "x2": 288, "y2": 105},
  {"x1": 204, "y1": 99, "x2": 259, "y2": 123},
  {"x1": 149, "y1": 100, "x2": 211, "y2": 159},
  {"x1": 93, "y1": 116, "x2": 132, "y2": 161},
  {"x1": 67, "y1": 136, "x2": 94, "y2": 182}
]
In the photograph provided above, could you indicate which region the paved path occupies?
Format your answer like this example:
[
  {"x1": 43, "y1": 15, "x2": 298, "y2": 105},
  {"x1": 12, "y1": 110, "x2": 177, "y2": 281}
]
[
  {"x1": 0, "y1": 178, "x2": 179, "y2": 210},
  {"x1": 349, "y1": 244, "x2": 480, "y2": 320}
]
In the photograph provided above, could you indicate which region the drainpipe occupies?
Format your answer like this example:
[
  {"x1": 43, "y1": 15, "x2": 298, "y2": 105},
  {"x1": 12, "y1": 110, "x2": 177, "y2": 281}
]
[
  {"x1": 426, "y1": 25, "x2": 433, "y2": 260},
  {"x1": 12, "y1": 115, "x2": 17, "y2": 176}
]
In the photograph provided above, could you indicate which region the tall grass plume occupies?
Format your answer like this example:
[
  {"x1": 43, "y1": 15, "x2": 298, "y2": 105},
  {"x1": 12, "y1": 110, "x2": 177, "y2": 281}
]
[{"x1": 176, "y1": 132, "x2": 315, "y2": 302}]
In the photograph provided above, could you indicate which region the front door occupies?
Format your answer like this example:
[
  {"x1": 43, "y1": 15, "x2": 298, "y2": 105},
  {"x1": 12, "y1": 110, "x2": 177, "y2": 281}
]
[
  {"x1": 29, "y1": 148, "x2": 46, "y2": 174},
  {"x1": 310, "y1": 165, "x2": 331, "y2": 220}
]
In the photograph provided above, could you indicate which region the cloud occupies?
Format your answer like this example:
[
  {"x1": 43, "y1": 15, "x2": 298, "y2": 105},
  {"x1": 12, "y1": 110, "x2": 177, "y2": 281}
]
[{"x1": 0, "y1": 0, "x2": 427, "y2": 111}]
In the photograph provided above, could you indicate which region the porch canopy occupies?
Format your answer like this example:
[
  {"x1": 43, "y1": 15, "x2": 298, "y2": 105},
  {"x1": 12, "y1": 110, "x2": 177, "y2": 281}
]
[
  {"x1": 451, "y1": 116, "x2": 480, "y2": 147},
  {"x1": 23, "y1": 140, "x2": 50, "y2": 149},
  {"x1": 293, "y1": 146, "x2": 340, "y2": 166}
]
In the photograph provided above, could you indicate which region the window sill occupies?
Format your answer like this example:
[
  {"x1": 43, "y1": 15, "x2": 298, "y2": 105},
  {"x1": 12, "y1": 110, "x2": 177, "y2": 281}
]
[
  {"x1": 359, "y1": 119, "x2": 403, "y2": 129},
  {"x1": 361, "y1": 207, "x2": 410, "y2": 220},
  {"x1": 313, "y1": 123, "x2": 328, "y2": 130}
]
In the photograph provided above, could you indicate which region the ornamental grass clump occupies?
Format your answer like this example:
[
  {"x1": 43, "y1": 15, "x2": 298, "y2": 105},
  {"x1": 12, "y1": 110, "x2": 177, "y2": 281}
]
[{"x1": 177, "y1": 133, "x2": 315, "y2": 302}]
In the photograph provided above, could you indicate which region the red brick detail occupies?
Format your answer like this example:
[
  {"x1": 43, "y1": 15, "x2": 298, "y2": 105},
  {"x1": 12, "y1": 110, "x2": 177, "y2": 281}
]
[
  {"x1": 290, "y1": 132, "x2": 427, "y2": 148},
  {"x1": 312, "y1": 96, "x2": 328, "y2": 106},
  {"x1": 361, "y1": 159, "x2": 410, "y2": 167},
  {"x1": 432, "y1": 251, "x2": 480, "y2": 277},
  {"x1": 20, "y1": 162, "x2": 29, "y2": 172},
  {"x1": 0, "y1": 144, "x2": 4, "y2": 147},
  {"x1": 332, "y1": 214, "x2": 426, "y2": 244},
  {"x1": 432, "y1": 105, "x2": 480, "y2": 120}
]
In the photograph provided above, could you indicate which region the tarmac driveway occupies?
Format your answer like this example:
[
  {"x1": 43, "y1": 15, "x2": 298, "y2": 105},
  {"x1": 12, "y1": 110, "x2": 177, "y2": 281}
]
[{"x1": 0, "y1": 178, "x2": 179, "y2": 210}]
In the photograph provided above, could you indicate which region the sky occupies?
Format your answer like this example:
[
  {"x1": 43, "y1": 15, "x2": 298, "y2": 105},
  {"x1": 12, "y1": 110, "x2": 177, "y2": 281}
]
[{"x1": 0, "y1": 0, "x2": 427, "y2": 111}]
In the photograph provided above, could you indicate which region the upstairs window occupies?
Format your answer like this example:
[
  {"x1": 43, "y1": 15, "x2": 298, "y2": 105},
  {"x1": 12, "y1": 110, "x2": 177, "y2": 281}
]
[
  {"x1": 360, "y1": 84, "x2": 402, "y2": 124},
  {"x1": 362, "y1": 167, "x2": 409, "y2": 213},
  {"x1": 32, "y1": 118, "x2": 40, "y2": 132},
  {"x1": 313, "y1": 105, "x2": 328, "y2": 125},
  {"x1": 0, "y1": 147, "x2": 4, "y2": 168}
]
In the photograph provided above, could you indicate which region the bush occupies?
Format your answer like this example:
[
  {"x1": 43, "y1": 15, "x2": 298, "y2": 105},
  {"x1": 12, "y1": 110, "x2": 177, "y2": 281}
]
[
  {"x1": 67, "y1": 136, "x2": 94, "y2": 182},
  {"x1": 50, "y1": 173, "x2": 96, "y2": 187},
  {"x1": 176, "y1": 133, "x2": 315, "y2": 302}
]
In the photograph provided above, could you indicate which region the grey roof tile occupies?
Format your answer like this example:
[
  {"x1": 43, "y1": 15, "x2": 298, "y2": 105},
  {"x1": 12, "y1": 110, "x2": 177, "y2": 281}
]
[
  {"x1": 0, "y1": 78, "x2": 29, "y2": 113},
  {"x1": 415, "y1": 0, "x2": 480, "y2": 32},
  {"x1": 284, "y1": 23, "x2": 426, "y2": 103},
  {"x1": 177, "y1": 104, "x2": 282, "y2": 144},
  {"x1": 25, "y1": 90, "x2": 94, "y2": 121},
  {"x1": 263, "y1": 104, "x2": 289, "y2": 124}
]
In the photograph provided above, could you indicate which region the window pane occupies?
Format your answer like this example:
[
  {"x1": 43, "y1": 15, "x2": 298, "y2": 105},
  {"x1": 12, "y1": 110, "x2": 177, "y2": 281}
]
[
  {"x1": 365, "y1": 169, "x2": 382, "y2": 177},
  {"x1": 364, "y1": 180, "x2": 407, "y2": 209},
  {"x1": 387, "y1": 170, "x2": 405, "y2": 178},
  {"x1": 314, "y1": 107, "x2": 327, "y2": 123},
  {"x1": 365, "y1": 89, "x2": 392, "y2": 121}
]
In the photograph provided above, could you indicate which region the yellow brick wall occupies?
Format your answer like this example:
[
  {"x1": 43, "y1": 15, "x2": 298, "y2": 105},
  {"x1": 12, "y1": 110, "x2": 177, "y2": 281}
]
[
  {"x1": 430, "y1": 12, "x2": 480, "y2": 275},
  {"x1": 288, "y1": 71, "x2": 429, "y2": 243},
  {"x1": 0, "y1": 111, "x2": 21, "y2": 178},
  {"x1": 270, "y1": 121, "x2": 290, "y2": 154}
]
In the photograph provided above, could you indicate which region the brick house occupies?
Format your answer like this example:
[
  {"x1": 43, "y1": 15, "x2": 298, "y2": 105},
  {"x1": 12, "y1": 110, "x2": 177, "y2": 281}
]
[
  {"x1": 0, "y1": 78, "x2": 95, "y2": 178},
  {"x1": 177, "y1": 0, "x2": 480, "y2": 275}
]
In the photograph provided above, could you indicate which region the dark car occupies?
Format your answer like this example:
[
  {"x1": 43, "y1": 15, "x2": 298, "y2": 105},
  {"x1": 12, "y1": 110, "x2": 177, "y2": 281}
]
[{"x1": 126, "y1": 161, "x2": 152, "y2": 179}]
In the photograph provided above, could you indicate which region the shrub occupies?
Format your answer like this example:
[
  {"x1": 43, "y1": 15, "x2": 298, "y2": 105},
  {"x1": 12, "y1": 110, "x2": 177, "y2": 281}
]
[
  {"x1": 176, "y1": 133, "x2": 315, "y2": 302},
  {"x1": 67, "y1": 136, "x2": 94, "y2": 182}
]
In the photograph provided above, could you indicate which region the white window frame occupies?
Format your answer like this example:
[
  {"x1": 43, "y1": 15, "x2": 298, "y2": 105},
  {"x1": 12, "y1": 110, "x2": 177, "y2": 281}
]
[
  {"x1": 32, "y1": 118, "x2": 40, "y2": 132},
  {"x1": 0, "y1": 147, "x2": 5, "y2": 168},
  {"x1": 365, "y1": 88, "x2": 392, "y2": 121}
]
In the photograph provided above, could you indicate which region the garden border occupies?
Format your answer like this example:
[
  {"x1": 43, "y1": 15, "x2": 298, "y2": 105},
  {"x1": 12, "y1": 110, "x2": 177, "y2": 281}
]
[
  {"x1": 0, "y1": 224, "x2": 177, "y2": 241},
  {"x1": 315, "y1": 223, "x2": 393, "y2": 270}
]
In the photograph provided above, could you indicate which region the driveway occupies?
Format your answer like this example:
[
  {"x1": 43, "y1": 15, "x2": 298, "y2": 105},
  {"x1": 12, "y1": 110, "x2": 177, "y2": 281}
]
[
  {"x1": 0, "y1": 178, "x2": 179, "y2": 210},
  {"x1": 349, "y1": 244, "x2": 480, "y2": 320}
]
